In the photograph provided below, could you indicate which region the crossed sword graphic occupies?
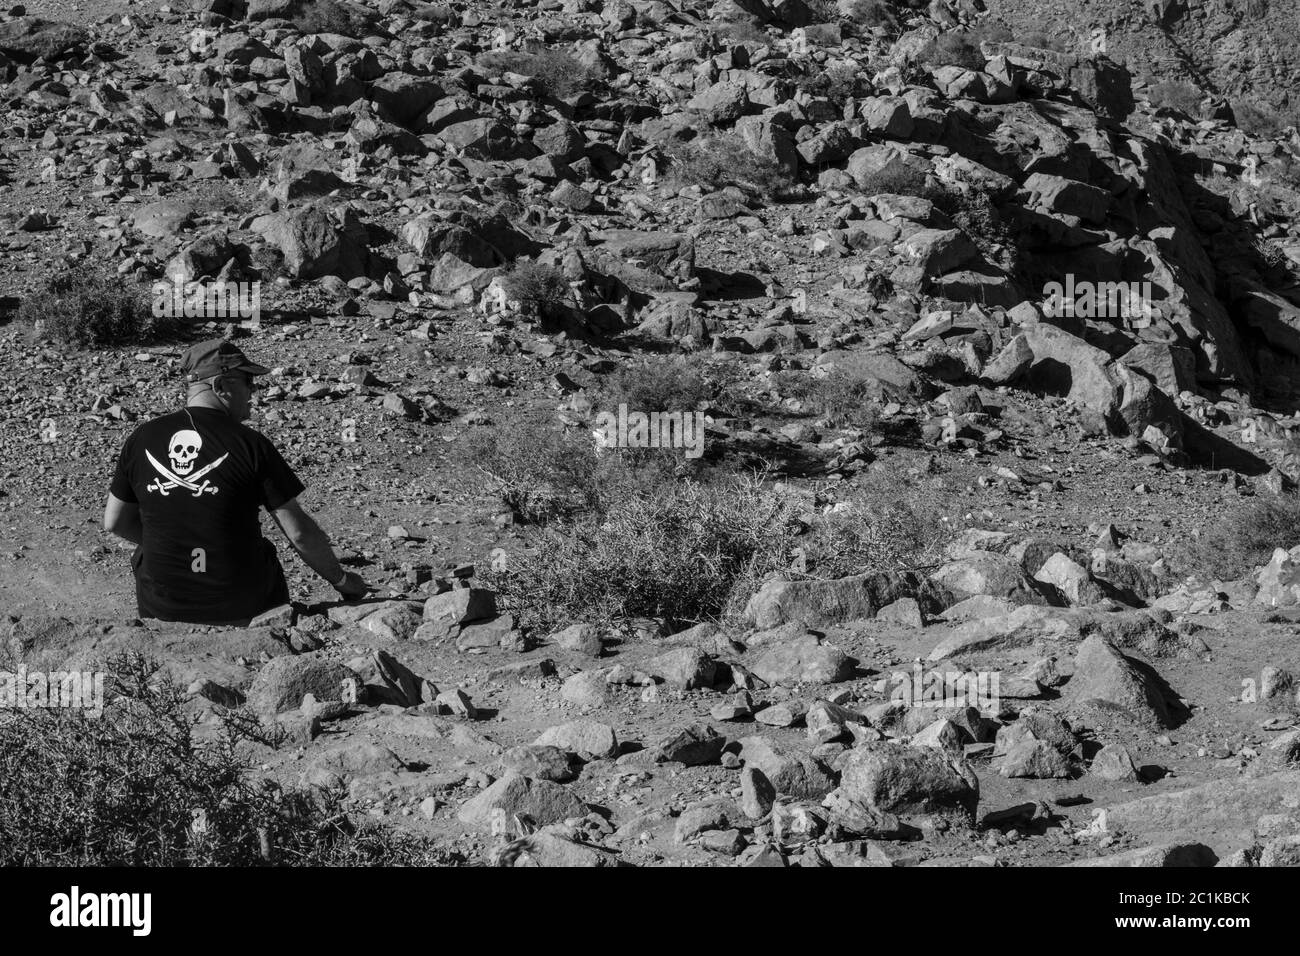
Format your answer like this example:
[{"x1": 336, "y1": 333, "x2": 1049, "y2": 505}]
[{"x1": 146, "y1": 450, "x2": 228, "y2": 497}]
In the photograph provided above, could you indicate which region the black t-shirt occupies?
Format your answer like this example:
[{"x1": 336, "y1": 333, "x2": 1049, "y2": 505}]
[{"x1": 109, "y1": 406, "x2": 305, "y2": 624}]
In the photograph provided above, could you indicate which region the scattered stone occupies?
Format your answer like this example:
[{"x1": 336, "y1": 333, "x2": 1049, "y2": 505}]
[
  {"x1": 533, "y1": 719, "x2": 619, "y2": 759},
  {"x1": 246, "y1": 655, "x2": 358, "y2": 716},
  {"x1": 457, "y1": 772, "x2": 587, "y2": 830},
  {"x1": 655, "y1": 724, "x2": 726, "y2": 766}
]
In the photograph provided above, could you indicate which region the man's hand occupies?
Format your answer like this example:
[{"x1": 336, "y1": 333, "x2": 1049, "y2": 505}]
[
  {"x1": 272, "y1": 498, "x2": 369, "y2": 595},
  {"x1": 332, "y1": 570, "x2": 370, "y2": 598}
]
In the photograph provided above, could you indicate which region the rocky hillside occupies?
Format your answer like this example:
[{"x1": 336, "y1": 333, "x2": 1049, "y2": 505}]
[
  {"x1": 982, "y1": 0, "x2": 1300, "y2": 114},
  {"x1": 2, "y1": 0, "x2": 1300, "y2": 868}
]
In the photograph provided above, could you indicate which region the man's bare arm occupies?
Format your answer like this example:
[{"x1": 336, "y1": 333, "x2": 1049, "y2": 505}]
[
  {"x1": 103, "y1": 493, "x2": 142, "y2": 545},
  {"x1": 271, "y1": 498, "x2": 368, "y2": 596}
]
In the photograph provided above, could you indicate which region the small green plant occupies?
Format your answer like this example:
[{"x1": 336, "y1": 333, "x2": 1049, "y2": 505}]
[
  {"x1": 18, "y1": 269, "x2": 160, "y2": 349},
  {"x1": 667, "y1": 133, "x2": 797, "y2": 198},
  {"x1": 0, "y1": 653, "x2": 458, "y2": 866}
]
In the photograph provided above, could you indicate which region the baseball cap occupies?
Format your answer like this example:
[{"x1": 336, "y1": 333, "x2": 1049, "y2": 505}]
[{"x1": 180, "y1": 338, "x2": 271, "y2": 383}]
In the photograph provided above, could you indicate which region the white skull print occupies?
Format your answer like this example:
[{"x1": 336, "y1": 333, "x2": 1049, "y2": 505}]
[{"x1": 168, "y1": 429, "x2": 202, "y2": 475}]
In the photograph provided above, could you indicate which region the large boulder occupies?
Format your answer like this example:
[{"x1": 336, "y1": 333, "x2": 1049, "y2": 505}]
[
  {"x1": 1098, "y1": 769, "x2": 1300, "y2": 852},
  {"x1": 368, "y1": 72, "x2": 444, "y2": 127},
  {"x1": 859, "y1": 96, "x2": 914, "y2": 138},
  {"x1": 750, "y1": 632, "x2": 854, "y2": 686},
  {"x1": 929, "y1": 553, "x2": 1046, "y2": 606},
  {"x1": 163, "y1": 230, "x2": 237, "y2": 285},
  {"x1": 796, "y1": 121, "x2": 859, "y2": 166},
  {"x1": 1019, "y1": 324, "x2": 1122, "y2": 424},
  {"x1": 739, "y1": 736, "x2": 836, "y2": 799},
  {"x1": 644, "y1": 647, "x2": 716, "y2": 690},
  {"x1": 847, "y1": 144, "x2": 931, "y2": 192},
  {"x1": 246, "y1": 654, "x2": 358, "y2": 715},
  {"x1": 533, "y1": 719, "x2": 619, "y2": 759},
  {"x1": 1023, "y1": 172, "x2": 1112, "y2": 225},
  {"x1": 252, "y1": 203, "x2": 367, "y2": 280},
  {"x1": 0, "y1": 17, "x2": 87, "y2": 62},
  {"x1": 131, "y1": 200, "x2": 197, "y2": 240},
  {"x1": 898, "y1": 228, "x2": 981, "y2": 278},
  {"x1": 268, "y1": 142, "x2": 345, "y2": 204},
  {"x1": 928, "y1": 604, "x2": 1074, "y2": 660},
  {"x1": 734, "y1": 113, "x2": 799, "y2": 172},
  {"x1": 838, "y1": 743, "x2": 979, "y2": 825},
  {"x1": 744, "y1": 572, "x2": 920, "y2": 629},
  {"x1": 1064, "y1": 843, "x2": 1217, "y2": 867},
  {"x1": 415, "y1": 588, "x2": 498, "y2": 642},
  {"x1": 1063, "y1": 635, "x2": 1176, "y2": 729},
  {"x1": 589, "y1": 229, "x2": 696, "y2": 293},
  {"x1": 457, "y1": 772, "x2": 587, "y2": 829},
  {"x1": 1034, "y1": 552, "x2": 1106, "y2": 606},
  {"x1": 686, "y1": 81, "x2": 751, "y2": 125}
]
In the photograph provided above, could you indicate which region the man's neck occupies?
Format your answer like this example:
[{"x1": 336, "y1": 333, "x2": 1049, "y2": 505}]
[{"x1": 186, "y1": 393, "x2": 229, "y2": 414}]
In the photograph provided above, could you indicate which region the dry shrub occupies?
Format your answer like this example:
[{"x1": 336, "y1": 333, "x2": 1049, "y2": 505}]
[
  {"x1": 18, "y1": 269, "x2": 165, "y2": 349},
  {"x1": 1148, "y1": 80, "x2": 1202, "y2": 116},
  {"x1": 461, "y1": 424, "x2": 609, "y2": 525},
  {"x1": 0, "y1": 653, "x2": 458, "y2": 866},
  {"x1": 920, "y1": 32, "x2": 984, "y2": 71},
  {"x1": 800, "y1": 489, "x2": 946, "y2": 579},
  {"x1": 501, "y1": 261, "x2": 572, "y2": 321},
  {"x1": 840, "y1": 0, "x2": 900, "y2": 31},
  {"x1": 485, "y1": 475, "x2": 801, "y2": 633},
  {"x1": 475, "y1": 49, "x2": 599, "y2": 99},
  {"x1": 1232, "y1": 99, "x2": 1300, "y2": 138},
  {"x1": 1186, "y1": 494, "x2": 1300, "y2": 581},
  {"x1": 786, "y1": 368, "x2": 883, "y2": 429},
  {"x1": 292, "y1": 0, "x2": 375, "y2": 38},
  {"x1": 796, "y1": 62, "x2": 863, "y2": 102},
  {"x1": 599, "y1": 354, "x2": 712, "y2": 414},
  {"x1": 485, "y1": 469, "x2": 949, "y2": 635},
  {"x1": 667, "y1": 133, "x2": 797, "y2": 198}
]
